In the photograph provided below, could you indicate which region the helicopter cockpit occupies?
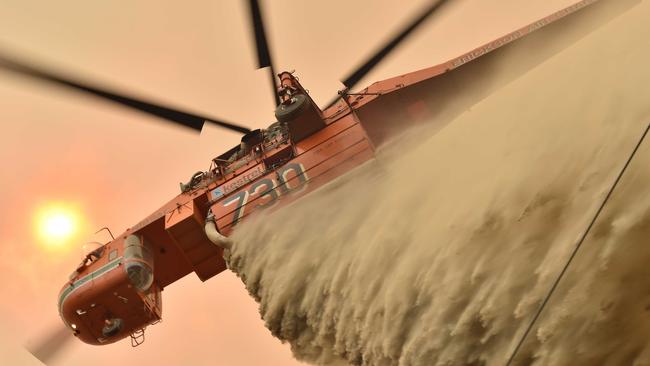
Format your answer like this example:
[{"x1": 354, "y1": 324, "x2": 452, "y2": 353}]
[
  {"x1": 60, "y1": 230, "x2": 162, "y2": 346},
  {"x1": 68, "y1": 230, "x2": 113, "y2": 281}
]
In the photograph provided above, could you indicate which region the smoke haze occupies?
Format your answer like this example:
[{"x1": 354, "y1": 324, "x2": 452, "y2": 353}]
[{"x1": 226, "y1": 2, "x2": 650, "y2": 365}]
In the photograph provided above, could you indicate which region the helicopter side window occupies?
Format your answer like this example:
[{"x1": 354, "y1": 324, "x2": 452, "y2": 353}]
[{"x1": 108, "y1": 249, "x2": 118, "y2": 261}]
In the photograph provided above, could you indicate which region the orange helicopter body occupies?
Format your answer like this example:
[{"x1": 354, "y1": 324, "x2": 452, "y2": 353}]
[{"x1": 52, "y1": 0, "x2": 627, "y2": 347}]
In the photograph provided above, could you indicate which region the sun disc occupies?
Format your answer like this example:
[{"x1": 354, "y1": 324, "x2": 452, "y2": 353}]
[
  {"x1": 34, "y1": 203, "x2": 83, "y2": 251},
  {"x1": 44, "y1": 213, "x2": 74, "y2": 238}
]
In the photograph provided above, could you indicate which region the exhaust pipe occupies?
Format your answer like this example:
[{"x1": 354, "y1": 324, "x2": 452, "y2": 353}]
[{"x1": 205, "y1": 219, "x2": 232, "y2": 250}]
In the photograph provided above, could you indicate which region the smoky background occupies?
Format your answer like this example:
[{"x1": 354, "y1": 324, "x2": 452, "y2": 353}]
[{"x1": 227, "y1": 2, "x2": 650, "y2": 365}]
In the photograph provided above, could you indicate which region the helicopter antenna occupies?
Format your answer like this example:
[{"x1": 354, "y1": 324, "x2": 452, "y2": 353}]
[{"x1": 94, "y1": 227, "x2": 115, "y2": 240}]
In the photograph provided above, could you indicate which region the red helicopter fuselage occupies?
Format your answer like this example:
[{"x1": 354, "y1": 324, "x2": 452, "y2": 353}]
[{"x1": 57, "y1": 0, "x2": 619, "y2": 346}]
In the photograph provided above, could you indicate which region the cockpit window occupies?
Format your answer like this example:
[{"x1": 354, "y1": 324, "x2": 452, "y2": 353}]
[
  {"x1": 82, "y1": 242, "x2": 105, "y2": 261},
  {"x1": 69, "y1": 244, "x2": 107, "y2": 280},
  {"x1": 87, "y1": 246, "x2": 105, "y2": 262}
]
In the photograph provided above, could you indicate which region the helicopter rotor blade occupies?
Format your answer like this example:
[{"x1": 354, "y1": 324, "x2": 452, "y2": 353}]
[
  {"x1": 247, "y1": 0, "x2": 281, "y2": 106},
  {"x1": 25, "y1": 325, "x2": 75, "y2": 365},
  {"x1": 341, "y1": 0, "x2": 451, "y2": 91},
  {"x1": 0, "y1": 52, "x2": 251, "y2": 134}
]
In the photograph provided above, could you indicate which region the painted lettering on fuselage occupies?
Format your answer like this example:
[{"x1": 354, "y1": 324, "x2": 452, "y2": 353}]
[
  {"x1": 219, "y1": 165, "x2": 266, "y2": 197},
  {"x1": 449, "y1": 0, "x2": 596, "y2": 70},
  {"x1": 211, "y1": 162, "x2": 309, "y2": 228}
]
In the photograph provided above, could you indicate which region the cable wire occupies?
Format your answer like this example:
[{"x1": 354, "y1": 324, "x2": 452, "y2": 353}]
[{"x1": 505, "y1": 122, "x2": 650, "y2": 366}]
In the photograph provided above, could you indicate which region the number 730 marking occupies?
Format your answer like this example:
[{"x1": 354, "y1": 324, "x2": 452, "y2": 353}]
[{"x1": 219, "y1": 162, "x2": 308, "y2": 224}]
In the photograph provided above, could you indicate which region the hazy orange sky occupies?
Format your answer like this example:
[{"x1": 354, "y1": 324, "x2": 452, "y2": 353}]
[{"x1": 0, "y1": 0, "x2": 588, "y2": 365}]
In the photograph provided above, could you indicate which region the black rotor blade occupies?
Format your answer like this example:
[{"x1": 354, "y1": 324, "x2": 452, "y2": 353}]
[
  {"x1": 0, "y1": 53, "x2": 251, "y2": 134},
  {"x1": 25, "y1": 325, "x2": 74, "y2": 365},
  {"x1": 341, "y1": 0, "x2": 450, "y2": 90},
  {"x1": 248, "y1": 0, "x2": 281, "y2": 106}
]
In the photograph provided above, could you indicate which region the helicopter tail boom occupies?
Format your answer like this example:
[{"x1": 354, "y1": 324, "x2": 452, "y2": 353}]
[{"x1": 327, "y1": 0, "x2": 638, "y2": 147}]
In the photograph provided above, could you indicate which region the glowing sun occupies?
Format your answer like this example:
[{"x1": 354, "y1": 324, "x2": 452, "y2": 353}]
[{"x1": 34, "y1": 203, "x2": 83, "y2": 250}]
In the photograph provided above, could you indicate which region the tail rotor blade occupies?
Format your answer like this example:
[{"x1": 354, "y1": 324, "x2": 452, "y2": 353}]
[
  {"x1": 247, "y1": 0, "x2": 281, "y2": 106},
  {"x1": 0, "y1": 52, "x2": 251, "y2": 134}
]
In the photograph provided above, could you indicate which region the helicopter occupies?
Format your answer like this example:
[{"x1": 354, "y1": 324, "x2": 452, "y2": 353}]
[{"x1": 0, "y1": 0, "x2": 631, "y2": 363}]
